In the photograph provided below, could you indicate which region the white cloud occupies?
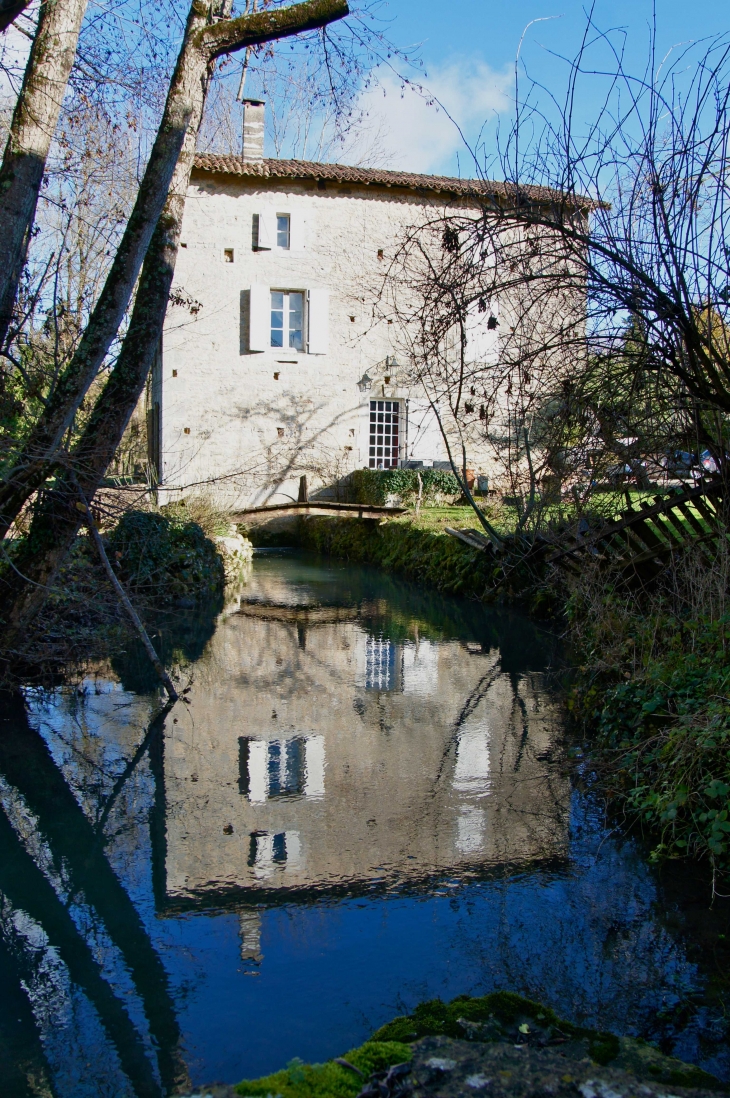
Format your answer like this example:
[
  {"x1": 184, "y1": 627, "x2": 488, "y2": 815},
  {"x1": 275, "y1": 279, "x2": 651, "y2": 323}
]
[{"x1": 347, "y1": 58, "x2": 512, "y2": 176}]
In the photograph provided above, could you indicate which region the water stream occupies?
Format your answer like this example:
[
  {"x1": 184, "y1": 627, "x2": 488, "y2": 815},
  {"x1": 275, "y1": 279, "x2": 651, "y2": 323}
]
[{"x1": 0, "y1": 550, "x2": 728, "y2": 1096}]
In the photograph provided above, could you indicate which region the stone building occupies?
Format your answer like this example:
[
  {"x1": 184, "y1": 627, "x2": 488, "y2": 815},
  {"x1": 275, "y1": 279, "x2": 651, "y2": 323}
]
[{"x1": 153, "y1": 100, "x2": 563, "y2": 505}]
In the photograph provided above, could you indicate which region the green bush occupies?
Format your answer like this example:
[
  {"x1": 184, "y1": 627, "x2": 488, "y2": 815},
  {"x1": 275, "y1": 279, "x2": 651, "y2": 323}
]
[
  {"x1": 106, "y1": 509, "x2": 224, "y2": 604},
  {"x1": 578, "y1": 615, "x2": 730, "y2": 873},
  {"x1": 350, "y1": 467, "x2": 460, "y2": 506}
]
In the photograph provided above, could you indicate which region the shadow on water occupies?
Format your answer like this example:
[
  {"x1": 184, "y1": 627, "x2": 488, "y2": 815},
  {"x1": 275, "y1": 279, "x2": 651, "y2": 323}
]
[
  {"x1": 0, "y1": 550, "x2": 728, "y2": 1095},
  {"x1": 110, "y1": 593, "x2": 224, "y2": 695},
  {"x1": 0, "y1": 694, "x2": 188, "y2": 1097}
]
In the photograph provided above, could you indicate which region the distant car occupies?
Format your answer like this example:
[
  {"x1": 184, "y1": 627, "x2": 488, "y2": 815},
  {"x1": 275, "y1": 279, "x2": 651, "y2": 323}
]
[
  {"x1": 606, "y1": 460, "x2": 649, "y2": 486},
  {"x1": 700, "y1": 449, "x2": 722, "y2": 474},
  {"x1": 660, "y1": 450, "x2": 698, "y2": 477}
]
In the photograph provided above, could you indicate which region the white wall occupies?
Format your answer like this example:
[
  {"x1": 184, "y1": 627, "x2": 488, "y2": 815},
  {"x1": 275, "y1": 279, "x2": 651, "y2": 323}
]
[{"x1": 160, "y1": 174, "x2": 473, "y2": 504}]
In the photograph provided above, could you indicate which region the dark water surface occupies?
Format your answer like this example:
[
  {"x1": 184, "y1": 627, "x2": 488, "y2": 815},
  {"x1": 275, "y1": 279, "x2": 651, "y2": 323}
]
[{"x1": 1, "y1": 550, "x2": 729, "y2": 1096}]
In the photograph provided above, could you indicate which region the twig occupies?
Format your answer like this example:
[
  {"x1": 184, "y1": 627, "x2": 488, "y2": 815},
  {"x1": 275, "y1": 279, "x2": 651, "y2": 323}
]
[{"x1": 76, "y1": 492, "x2": 179, "y2": 703}]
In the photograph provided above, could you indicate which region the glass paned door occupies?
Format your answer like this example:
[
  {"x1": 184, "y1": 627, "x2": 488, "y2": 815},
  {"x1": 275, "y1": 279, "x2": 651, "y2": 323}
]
[{"x1": 369, "y1": 400, "x2": 399, "y2": 468}]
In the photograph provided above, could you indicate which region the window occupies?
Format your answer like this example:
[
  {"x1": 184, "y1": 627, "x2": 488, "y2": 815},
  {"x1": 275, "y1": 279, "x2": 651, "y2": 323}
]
[
  {"x1": 267, "y1": 738, "x2": 306, "y2": 797},
  {"x1": 224, "y1": 248, "x2": 234, "y2": 263},
  {"x1": 369, "y1": 399, "x2": 399, "y2": 468},
  {"x1": 271, "y1": 290, "x2": 303, "y2": 350},
  {"x1": 276, "y1": 214, "x2": 290, "y2": 249}
]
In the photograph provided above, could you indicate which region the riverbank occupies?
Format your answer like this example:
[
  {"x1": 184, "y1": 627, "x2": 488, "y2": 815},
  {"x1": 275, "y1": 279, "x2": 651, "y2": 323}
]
[
  {"x1": 0, "y1": 499, "x2": 251, "y2": 685},
  {"x1": 258, "y1": 511, "x2": 558, "y2": 615}
]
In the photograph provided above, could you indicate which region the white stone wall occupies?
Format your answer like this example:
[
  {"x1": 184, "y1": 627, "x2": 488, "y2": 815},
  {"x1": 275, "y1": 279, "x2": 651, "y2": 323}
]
[{"x1": 160, "y1": 172, "x2": 491, "y2": 505}]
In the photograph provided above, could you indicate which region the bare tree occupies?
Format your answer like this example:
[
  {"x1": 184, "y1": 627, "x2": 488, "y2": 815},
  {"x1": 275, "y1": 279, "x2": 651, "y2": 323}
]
[
  {"x1": 0, "y1": 0, "x2": 90, "y2": 348},
  {"x1": 0, "y1": 0, "x2": 349, "y2": 544},
  {"x1": 0, "y1": 101, "x2": 139, "y2": 465},
  {"x1": 380, "y1": 24, "x2": 730, "y2": 535},
  {"x1": 1, "y1": 0, "x2": 351, "y2": 641}
]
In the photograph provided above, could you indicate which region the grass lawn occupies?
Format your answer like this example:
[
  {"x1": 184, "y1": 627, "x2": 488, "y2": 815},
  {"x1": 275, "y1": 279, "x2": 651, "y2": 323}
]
[{"x1": 385, "y1": 488, "x2": 718, "y2": 545}]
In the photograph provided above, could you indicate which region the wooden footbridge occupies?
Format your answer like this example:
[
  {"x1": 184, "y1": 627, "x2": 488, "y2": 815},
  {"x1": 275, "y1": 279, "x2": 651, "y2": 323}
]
[
  {"x1": 231, "y1": 500, "x2": 407, "y2": 524},
  {"x1": 446, "y1": 478, "x2": 728, "y2": 582}
]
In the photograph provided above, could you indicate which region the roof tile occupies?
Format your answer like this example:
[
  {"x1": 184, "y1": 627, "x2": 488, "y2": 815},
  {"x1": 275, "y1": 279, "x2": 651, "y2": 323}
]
[{"x1": 192, "y1": 155, "x2": 566, "y2": 205}]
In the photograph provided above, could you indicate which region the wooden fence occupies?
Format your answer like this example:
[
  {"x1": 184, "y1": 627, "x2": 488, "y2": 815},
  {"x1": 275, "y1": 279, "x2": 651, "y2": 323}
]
[{"x1": 446, "y1": 479, "x2": 728, "y2": 583}]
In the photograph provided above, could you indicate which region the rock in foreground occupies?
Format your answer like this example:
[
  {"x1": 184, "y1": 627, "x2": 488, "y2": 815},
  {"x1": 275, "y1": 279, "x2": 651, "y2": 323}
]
[{"x1": 409, "y1": 1037, "x2": 726, "y2": 1098}]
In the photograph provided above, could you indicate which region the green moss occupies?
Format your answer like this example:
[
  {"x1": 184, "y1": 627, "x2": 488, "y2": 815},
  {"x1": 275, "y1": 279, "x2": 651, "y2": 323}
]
[
  {"x1": 235, "y1": 1041, "x2": 411, "y2": 1098},
  {"x1": 371, "y1": 991, "x2": 618, "y2": 1062},
  {"x1": 235, "y1": 994, "x2": 722, "y2": 1096}
]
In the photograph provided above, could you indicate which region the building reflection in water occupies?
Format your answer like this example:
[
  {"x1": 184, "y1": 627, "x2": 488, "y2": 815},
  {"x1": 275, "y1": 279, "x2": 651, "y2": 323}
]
[
  {"x1": 160, "y1": 574, "x2": 569, "y2": 914},
  {"x1": 0, "y1": 557, "x2": 721, "y2": 1096}
]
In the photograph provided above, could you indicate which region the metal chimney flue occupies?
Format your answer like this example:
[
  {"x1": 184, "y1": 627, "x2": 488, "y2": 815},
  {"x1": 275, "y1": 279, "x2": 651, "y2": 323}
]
[{"x1": 242, "y1": 99, "x2": 265, "y2": 163}]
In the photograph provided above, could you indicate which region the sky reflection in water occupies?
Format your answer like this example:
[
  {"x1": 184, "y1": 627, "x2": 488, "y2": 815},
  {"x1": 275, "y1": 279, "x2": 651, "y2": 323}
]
[{"x1": 0, "y1": 550, "x2": 728, "y2": 1096}]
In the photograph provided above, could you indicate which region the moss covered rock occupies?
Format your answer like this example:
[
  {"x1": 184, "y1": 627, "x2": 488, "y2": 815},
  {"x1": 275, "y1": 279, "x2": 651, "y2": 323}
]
[
  {"x1": 225, "y1": 994, "x2": 723, "y2": 1098},
  {"x1": 235, "y1": 1041, "x2": 412, "y2": 1098}
]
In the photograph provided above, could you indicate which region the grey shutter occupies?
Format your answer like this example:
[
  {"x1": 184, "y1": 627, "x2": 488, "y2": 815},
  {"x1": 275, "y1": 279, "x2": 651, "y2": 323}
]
[
  {"x1": 307, "y1": 289, "x2": 329, "y2": 354},
  {"x1": 249, "y1": 284, "x2": 269, "y2": 352},
  {"x1": 256, "y1": 210, "x2": 275, "y2": 250}
]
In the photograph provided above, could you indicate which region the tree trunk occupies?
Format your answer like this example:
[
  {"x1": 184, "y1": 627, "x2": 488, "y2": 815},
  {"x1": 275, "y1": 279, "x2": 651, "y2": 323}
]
[
  {"x1": 2, "y1": 119, "x2": 202, "y2": 639},
  {"x1": 0, "y1": 0, "x2": 348, "y2": 541},
  {"x1": 0, "y1": 0, "x2": 89, "y2": 348},
  {"x1": 0, "y1": 0, "x2": 348, "y2": 642}
]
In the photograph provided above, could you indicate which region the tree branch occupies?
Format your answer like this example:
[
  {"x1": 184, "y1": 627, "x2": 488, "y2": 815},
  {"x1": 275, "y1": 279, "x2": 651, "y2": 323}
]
[
  {"x1": 0, "y1": 0, "x2": 32, "y2": 33},
  {"x1": 199, "y1": 0, "x2": 349, "y2": 61}
]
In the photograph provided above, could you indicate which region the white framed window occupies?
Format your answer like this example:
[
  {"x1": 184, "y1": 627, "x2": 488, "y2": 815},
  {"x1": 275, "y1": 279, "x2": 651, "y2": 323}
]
[
  {"x1": 276, "y1": 214, "x2": 290, "y2": 249},
  {"x1": 271, "y1": 290, "x2": 304, "y2": 351},
  {"x1": 369, "y1": 399, "x2": 400, "y2": 468},
  {"x1": 248, "y1": 284, "x2": 328, "y2": 354}
]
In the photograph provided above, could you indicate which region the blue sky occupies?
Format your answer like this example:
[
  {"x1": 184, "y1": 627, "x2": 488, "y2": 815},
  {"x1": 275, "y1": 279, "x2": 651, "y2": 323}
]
[{"x1": 349, "y1": 0, "x2": 729, "y2": 175}]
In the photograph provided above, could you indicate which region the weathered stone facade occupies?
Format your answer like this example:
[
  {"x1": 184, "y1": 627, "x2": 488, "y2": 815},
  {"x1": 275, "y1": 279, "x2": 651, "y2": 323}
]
[{"x1": 156, "y1": 111, "x2": 568, "y2": 505}]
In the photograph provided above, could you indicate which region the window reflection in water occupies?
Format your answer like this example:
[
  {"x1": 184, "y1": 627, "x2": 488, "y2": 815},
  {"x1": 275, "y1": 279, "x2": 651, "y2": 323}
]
[
  {"x1": 453, "y1": 726, "x2": 492, "y2": 797},
  {"x1": 239, "y1": 735, "x2": 325, "y2": 803},
  {"x1": 247, "y1": 830, "x2": 302, "y2": 879},
  {"x1": 365, "y1": 634, "x2": 402, "y2": 692}
]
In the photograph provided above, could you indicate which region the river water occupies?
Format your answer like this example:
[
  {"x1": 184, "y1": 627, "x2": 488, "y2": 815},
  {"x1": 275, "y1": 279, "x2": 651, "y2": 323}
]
[{"x1": 0, "y1": 550, "x2": 728, "y2": 1096}]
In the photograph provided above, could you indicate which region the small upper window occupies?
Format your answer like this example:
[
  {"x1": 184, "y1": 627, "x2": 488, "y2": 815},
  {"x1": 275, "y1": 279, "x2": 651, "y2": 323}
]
[{"x1": 276, "y1": 215, "x2": 290, "y2": 249}]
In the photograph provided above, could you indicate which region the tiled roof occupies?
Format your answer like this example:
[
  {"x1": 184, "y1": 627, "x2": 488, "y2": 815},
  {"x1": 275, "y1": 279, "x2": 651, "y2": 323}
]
[{"x1": 192, "y1": 155, "x2": 568, "y2": 205}]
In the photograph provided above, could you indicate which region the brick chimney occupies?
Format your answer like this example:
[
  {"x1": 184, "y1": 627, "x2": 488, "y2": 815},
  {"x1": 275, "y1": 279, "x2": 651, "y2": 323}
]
[{"x1": 242, "y1": 99, "x2": 265, "y2": 163}]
